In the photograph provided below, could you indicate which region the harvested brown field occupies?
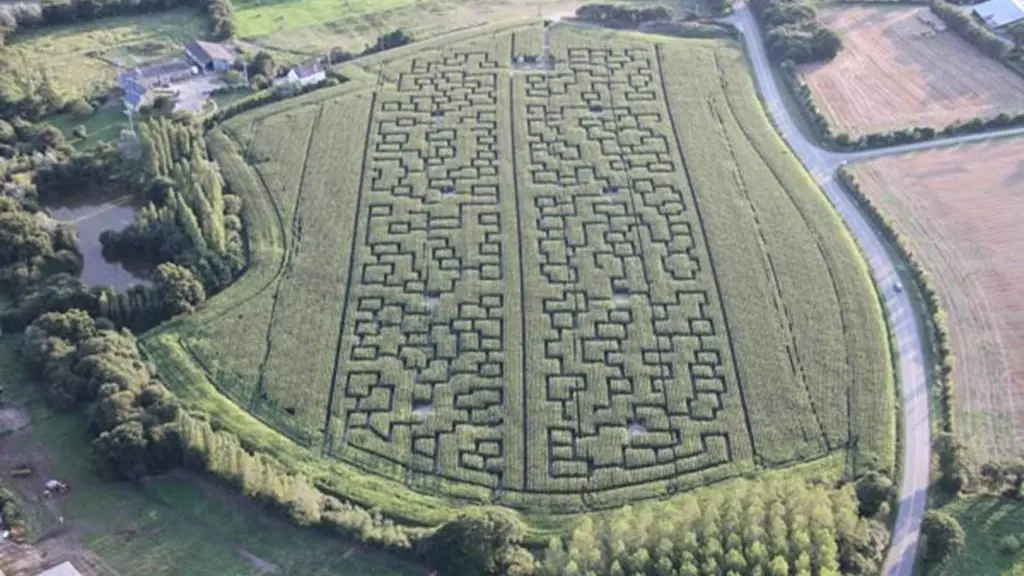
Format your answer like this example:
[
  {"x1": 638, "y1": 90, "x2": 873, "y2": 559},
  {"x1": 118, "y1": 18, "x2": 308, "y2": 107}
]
[
  {"x1": 798, "y1": 6, "x2": 1024, "y2": 136},
  {"x1": 850, "y1": 137, "x2": 1024, "y2": 465}
]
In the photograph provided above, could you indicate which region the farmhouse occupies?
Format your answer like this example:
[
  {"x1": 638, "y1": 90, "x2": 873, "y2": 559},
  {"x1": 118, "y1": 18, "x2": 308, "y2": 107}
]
[
  {"x1": 185, "y1": 40, "x2": 236, "y2": 72},
  {"x1": 118, "y1": 59, "x2": 196, "y2": 111},
  {"x1": 972, "y1": 0, "x2": 1024, "y2": 28},
  {"x1": 273, "y1": 61, "x2": 326, "y2": 87}
]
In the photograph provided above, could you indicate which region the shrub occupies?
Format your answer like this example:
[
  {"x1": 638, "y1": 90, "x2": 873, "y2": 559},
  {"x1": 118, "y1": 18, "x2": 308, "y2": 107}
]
[
  {"x1": 750, "y1": 0, "x2": 841, "y2": 63},
  {"x1": 999, "y1": 534, "x2": 1021, "y2": 555},
  {"x1": 72, "y1": 124, "x2": 87, "y2": 139},
  {"x1": 921, "y1": 510, "x2": 965, "y2": 564},
  {"x1": 68, "y1": 97, "x2": 94, "y2": 119}
]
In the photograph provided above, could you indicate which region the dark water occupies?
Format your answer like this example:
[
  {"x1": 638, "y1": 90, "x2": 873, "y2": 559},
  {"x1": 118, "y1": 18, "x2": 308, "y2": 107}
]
[{"x1": 46, "y1": 195, "x2": 152, "y2": 290}]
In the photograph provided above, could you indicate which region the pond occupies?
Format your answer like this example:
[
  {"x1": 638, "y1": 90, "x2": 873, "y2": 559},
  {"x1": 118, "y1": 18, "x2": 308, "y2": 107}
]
[{"x1": 45, "y1": 194, "x2": 152, "y2": 291}]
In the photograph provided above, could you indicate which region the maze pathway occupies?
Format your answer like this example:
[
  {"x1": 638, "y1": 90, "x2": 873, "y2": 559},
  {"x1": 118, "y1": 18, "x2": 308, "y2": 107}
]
[{"x1": 319, "y1": 30, "x2": 755, "y2": 504}]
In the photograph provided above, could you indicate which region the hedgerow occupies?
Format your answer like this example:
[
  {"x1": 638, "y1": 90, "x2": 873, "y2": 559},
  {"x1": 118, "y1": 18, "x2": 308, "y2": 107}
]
[{"x1": 837, "y1": 168, "x2": 954, "y2": 435}]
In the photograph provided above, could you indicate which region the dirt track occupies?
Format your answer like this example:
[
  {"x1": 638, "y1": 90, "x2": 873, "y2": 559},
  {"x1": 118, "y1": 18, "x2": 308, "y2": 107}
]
[
  {"x1": 851, "y1": 138, "x2": 1024, "y2": 466},
  {"x1": 798, "y1": 6, "x2": 1024, "y2": 136}
]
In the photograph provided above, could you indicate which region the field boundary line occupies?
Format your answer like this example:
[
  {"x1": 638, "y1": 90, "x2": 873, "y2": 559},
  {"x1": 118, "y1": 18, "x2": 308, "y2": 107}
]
[{"x1": 507, "y1": 73, "x2": 531, "y2": 492}]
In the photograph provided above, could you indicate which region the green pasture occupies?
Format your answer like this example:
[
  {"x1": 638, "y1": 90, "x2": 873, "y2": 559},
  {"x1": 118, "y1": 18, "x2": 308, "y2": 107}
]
[{"x1": 147, "y1": 22, "x2": 894, "y2": 527}]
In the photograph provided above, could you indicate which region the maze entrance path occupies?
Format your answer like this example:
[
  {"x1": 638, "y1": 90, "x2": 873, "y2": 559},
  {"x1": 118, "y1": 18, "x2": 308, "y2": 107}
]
[{"x1": 320, "y1": 29, "x2": 754, "y2": 507}]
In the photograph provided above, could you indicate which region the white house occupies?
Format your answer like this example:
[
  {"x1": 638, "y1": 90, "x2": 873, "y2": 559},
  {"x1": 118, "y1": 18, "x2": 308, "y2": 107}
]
[
  {"x1": 273, "y1": 61, "x2": 327, "y2": 88},
  {"x1": 973, "y1": 0, "x2": 1024, "y2": 28}
]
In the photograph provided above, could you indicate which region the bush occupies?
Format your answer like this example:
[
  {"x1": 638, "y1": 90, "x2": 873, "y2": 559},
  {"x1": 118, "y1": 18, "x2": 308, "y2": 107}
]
[
  {"x1": 68, "y1": 97, "x2": 94, "y2": 119},
  {"x1": 750, "y1": 0, "x2": 841, "y2": 63},
  {"x1": 423, "y1": 508, "x2": 534, "y2": 576},
  {"x1": 999, "y1": 534, "x2": 1022, "y2": 555},
  {"x1": 223, "y1": 70, "x2": 244, "y2": 86},
  {"x1": 921, "y1": 510, "x2": 965, "y2": 564},
  {"x1": 72, "y1": 124, "x2": 87, "y2": 139}
]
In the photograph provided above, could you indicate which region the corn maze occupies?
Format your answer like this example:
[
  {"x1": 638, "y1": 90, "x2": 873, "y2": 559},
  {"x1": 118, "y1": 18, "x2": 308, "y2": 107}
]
[{"x1": 154, "y1": 25, "x2": 895, "y2": 514}]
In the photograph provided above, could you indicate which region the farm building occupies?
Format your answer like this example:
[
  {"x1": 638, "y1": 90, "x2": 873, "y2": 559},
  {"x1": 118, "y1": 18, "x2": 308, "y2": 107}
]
[
  {"x1": 972, "y1": 0, "x2": 1024, "y2": 28},
  {"x1": 118, "y1": 59, "x2": 196, "y2": 111},
  {"x1": 36, "y1": 562, "x2": 83, "y2": 576},
  {"x1": 185, "y1": 40, "x2": 236, "y2": 72},
  {"x1": 273, "y1": 61, "x2": 327, "y2": 87}
]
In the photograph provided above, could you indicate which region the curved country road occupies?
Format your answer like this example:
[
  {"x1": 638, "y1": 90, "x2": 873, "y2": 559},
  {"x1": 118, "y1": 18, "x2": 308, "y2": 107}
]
[{"x1": 722, "y1": 5, "x2": 1024, "y2": 575}]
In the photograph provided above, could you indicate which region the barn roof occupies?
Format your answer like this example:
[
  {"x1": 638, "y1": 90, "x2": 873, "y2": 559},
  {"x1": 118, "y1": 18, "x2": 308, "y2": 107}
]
[
  {"x1": 36, "y1": 562, "x2": 83, "y2": 576},
  {"x1": 973, "y1": 0, "x2": 1024, "y2": 28},
  {"x1": 185, "y1": 40, "x2": 235, "y2": 63}
]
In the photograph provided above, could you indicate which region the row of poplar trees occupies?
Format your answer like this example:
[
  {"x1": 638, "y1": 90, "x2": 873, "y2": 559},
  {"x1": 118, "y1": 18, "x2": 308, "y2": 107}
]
[
  {"x1": 103, "y1": 117, "x2": 244, "y2": 294},
  {"x1": 538, "y1": 477, "x2": 883, "y2": 576}
]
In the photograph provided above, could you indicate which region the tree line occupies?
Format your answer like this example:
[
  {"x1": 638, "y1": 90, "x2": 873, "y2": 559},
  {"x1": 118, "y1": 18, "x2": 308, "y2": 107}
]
[
  {"x1": 750, "y1": 0, "x2": 841, "y2": 64},
  {"x1": 536, "y1": 476, "x2": 885, "y2": 576},
  {"x1": 929, "y1": 0, "x2": 1009, "y2": 60},
  {"x1": 0, "y1": 195, "x2": 81, "y2": 295},
  {"x1": 0, "y1": 0, "x2": 236, "y2": 46},
  {"x1": 574, "y1": 4, "x2": 673, "y2": 27},
  {"x1": 101, "y1": 117, "x2": 245, "y2": 294}
]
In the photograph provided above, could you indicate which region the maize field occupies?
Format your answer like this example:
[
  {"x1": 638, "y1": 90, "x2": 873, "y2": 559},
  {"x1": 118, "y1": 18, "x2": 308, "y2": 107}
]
[{"x1": 150, "y1": 24, "x2": 894, "y2": 513}]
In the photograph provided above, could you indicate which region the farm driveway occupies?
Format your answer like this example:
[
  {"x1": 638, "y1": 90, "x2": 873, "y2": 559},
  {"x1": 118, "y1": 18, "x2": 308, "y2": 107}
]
[
  {"x1": 173, "y1": 74, "x2": 225, "y2": 113},
  {"x1": 726, "y1": 4, "x2": 1024, "y2": 575}
]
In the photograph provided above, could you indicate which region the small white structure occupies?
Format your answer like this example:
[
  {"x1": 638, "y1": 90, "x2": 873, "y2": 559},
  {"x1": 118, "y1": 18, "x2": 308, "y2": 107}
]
[
  {"x1": 273, "y1": 61, "x2": 326, "y2": 88},
  {"x1": 973, "y1": 0, "x2": 1024, "y2": 28},
  {"x1": 37, "y1": 561, "x2": 84, "y2": 576}
]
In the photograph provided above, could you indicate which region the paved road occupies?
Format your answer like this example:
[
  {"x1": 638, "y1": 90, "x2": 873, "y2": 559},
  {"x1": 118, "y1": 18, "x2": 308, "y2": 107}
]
[{"x1": 719, "y1": 5, "x2": 1024, "y2": 575}]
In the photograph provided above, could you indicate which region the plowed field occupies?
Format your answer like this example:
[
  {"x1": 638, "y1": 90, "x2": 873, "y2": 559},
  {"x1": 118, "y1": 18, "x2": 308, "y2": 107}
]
[
  {"x1": 850, "y1": 137, "x2": 1024, "y2": 464},
  {"x1": 797, "y1": 6, "x2": 1024, "y2": 136}
]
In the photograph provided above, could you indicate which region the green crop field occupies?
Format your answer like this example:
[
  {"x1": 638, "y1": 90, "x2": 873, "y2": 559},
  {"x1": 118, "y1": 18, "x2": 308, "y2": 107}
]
[{"x1": 147, "y1": 23, "x2": 894, "y2": 522}]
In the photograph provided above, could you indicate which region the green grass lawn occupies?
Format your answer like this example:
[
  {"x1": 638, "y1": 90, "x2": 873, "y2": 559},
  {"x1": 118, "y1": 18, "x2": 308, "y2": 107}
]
[
  {"x1": 234, "y1": 0, "x2": 417, "y2": 38},
  {"x1": 928, "y1": 496, "x2": 1024, "y2": 576},
  {"x1": 0, "y1": 336, "x2": 421, "y2": 576},
  {"x1": 47, "y1": 105, "x2": 128, "y2": 150}
]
